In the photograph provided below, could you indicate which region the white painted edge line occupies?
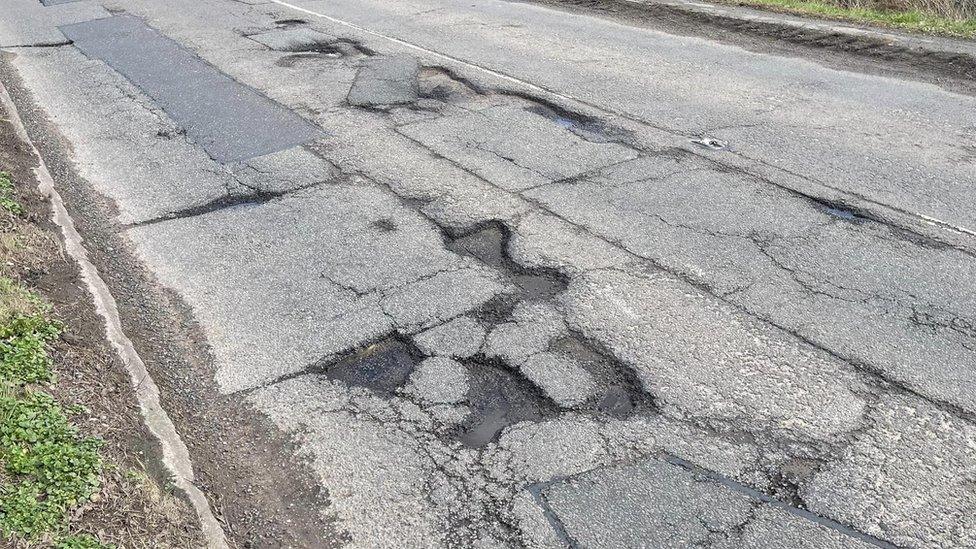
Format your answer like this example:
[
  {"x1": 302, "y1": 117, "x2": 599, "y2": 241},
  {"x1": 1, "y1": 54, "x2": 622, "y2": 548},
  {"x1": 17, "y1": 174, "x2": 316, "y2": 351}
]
[
  {"x1": 0, "y1": 81, "x2": 229, "y2": 549},
  {"x1": 269, "y1": 0, "x2": 976, "y2": 242}
]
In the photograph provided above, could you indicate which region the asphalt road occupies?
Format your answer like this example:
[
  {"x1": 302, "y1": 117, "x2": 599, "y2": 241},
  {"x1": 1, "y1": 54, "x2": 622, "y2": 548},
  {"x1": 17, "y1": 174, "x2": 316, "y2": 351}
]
[{"x1": 2, "y1": 0, "x2": 975, "y2": 547}]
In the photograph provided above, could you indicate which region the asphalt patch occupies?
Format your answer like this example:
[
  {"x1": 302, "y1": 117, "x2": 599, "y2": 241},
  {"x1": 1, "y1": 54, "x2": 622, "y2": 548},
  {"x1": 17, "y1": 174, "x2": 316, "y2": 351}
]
[{"x1": 59, "y1": 15, "x2": 322, "y2": 163}]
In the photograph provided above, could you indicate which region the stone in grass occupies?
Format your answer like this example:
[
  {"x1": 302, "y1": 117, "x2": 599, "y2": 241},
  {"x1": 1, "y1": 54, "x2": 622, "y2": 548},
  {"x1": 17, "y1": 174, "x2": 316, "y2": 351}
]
[{"x1": 521, "y1": 352, "x2": 597, "y2": 408}]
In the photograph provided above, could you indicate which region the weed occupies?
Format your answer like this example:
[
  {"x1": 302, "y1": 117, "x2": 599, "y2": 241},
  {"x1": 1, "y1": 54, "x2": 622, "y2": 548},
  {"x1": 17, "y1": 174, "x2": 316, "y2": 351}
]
[
  {"x1": 0, "y1": 278, "x2": 103, "y2": 544},
  {"x1": 0, "y1": 279, "x2": 62, "y2": 386},
  {"x1": 0, "y1": 173, "x2": 23, "y2": 216}
]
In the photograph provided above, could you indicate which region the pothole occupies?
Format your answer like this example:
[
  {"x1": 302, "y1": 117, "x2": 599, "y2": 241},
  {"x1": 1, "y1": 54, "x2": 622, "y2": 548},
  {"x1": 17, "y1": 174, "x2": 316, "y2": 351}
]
[
  {"x1": 323, "y1": 336, "x2": 422, "y2": 395},
  {"x1": 447, "y1": 222, "x2": 569, "y2": 301},
  {"x1": 524, "y1": 103, "x2": 621, "y2": 144},
  {"x1": 768, "y1": 471, "x2": 807, "y2": 509},
  {"x1": 275, "y1": 18, "x2": 308, "y2": 27},
  {"x1": 548, "y1": 335, "x2": 657, "y2": 418},
  {"x1": 455, "y1": 359, "x2": 558, "y2": 448},
  {"x1": 821, "y1": 204, "x2": 861, "y2": 221},
  {"x1": 370, "y1": 218, "x2": 398, "y2": 233},
  {"x1": 471, "y1": 293, "x2": 521, "y2": 326},
  {"x1": 276, "y1": 52, "x2": 339, "y2": 67},
  {"x1": 274, "y1": 40, "x2": 371, "y2": 67},
  {"x1": 418, "y1": 67, "x2": 485, "y2": 101},
  {"x1": 283, "y1": 42, "x2": 345, "y2": 55}
]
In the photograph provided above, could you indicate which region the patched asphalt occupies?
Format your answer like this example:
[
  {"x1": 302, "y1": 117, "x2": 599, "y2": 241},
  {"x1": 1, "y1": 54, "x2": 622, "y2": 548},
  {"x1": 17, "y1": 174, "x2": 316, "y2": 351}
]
[{"x1": 60, "y1": 15, "x2": 323, "y2": 162}]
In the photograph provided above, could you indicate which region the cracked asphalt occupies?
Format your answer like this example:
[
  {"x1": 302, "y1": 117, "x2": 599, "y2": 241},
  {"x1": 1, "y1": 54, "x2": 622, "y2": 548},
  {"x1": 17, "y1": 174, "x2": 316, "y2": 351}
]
[{"x1": 2, "y1": 0, "x2": 975, "y2": 546}]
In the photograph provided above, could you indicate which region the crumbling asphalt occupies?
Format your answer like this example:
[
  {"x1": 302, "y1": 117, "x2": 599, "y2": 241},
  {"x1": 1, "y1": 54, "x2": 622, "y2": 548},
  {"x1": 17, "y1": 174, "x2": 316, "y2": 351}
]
[{"x1": 1, "y1": 0, "x2": 975, "y2": 547}]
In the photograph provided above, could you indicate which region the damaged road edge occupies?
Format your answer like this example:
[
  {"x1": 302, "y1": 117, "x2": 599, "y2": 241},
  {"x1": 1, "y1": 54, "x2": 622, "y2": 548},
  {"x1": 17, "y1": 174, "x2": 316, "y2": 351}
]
[{"x1": 0, "y1": 80, "x2": 230, "y2": 549}]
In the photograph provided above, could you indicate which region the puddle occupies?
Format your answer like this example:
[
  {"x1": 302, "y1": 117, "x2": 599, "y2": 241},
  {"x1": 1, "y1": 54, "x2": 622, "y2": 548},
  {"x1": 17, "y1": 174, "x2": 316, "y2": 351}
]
[
  {"x1": 596, "y1": 386, "x2": 635, "y2": 417},
  {"x1": 448, "y1": 223, "x2": 569, "y2": 300},
  {"x1": 822, "y1": 205, "x2": 859, "y2": 221},
  {"x1": 325, "y1": 338, "x2": 420, "y2": 395},
  {"x1": 691, "y1": 137, "x2": 728, "y2": 151},
  {"x1": 458, "y1": 361, "x2": 555, "y2": 448},
  {"x1": 525, "y1": 104, "x2": 616, "y2": 143},
  {"x1": 514, "y1": 274, "x2": 567, "y2": 300},
  {"x1": 449, "y1": 224, "x2": 507, "y2": 269}
]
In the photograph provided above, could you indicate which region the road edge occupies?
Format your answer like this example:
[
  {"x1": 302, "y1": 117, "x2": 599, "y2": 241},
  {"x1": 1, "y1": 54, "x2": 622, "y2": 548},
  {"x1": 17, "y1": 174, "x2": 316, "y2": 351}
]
[
  {"x1": 0, "y1": 79, "x2": 230, "y2": 549},
  {"x1": 527, "y1": 0, "x2": 976, "y2": 79}
]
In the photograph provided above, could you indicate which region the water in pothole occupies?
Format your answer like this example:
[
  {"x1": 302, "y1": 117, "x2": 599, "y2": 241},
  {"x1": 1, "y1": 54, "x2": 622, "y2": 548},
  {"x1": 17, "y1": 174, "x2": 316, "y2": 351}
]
[
  {"x1": 448, "y1": 223, "x2": 568, "y2": 301},
  {"x1": 325, "y1": 338, "x2": 420, "y2": 395},
  {"x1": 524, "y1": 104, "x2": 617, "y2": 143},
  {"x1": 274, "y1": 18, "x2": 308, "y2": 27},
  {"x1": 822, "y1": 205, "x2": 859, "y2": 221},
  {"x1": 458, "y1": 361, "x2": 556, "y2": 448}
]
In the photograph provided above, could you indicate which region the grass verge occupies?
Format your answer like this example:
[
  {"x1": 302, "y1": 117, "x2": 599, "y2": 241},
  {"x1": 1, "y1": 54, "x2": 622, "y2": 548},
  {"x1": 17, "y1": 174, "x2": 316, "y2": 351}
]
[
  {"x1": 0, "y1": 182, "x2": 109, "y2": 547},
  {"x1": 718, "y1": 0, "x2": 976, "y2": 38},
  {"x1": 0, "y1": 82, "x2": 204, "y2": 547}
]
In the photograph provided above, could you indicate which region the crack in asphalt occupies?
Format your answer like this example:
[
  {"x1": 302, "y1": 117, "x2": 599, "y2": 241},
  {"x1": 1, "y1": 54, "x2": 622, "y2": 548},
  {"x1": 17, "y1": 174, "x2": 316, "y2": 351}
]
[
  {"x1": 393, "y1": 126, "x2": 975, "y2": 427},
  {"x1": 661, "y1": 453, "x2": 900, "y2": 549},
  {"x1": 123, "y1": 176, "x2": 344, "y2": 228},
  {"x1": 525, "y1": 479, "x2": 584, "y2": 548},
  {"x1": 267, "y1": 0, "x2": 976, "y2": 253}
]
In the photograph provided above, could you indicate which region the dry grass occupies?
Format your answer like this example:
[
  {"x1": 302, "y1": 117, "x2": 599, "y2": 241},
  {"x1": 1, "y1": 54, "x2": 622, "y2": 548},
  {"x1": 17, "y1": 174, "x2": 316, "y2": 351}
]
[
  {"x1": 861, "y1": 0, "x2": 975, "y2": 20},
  {"x1": 726, "y1": 0, "x2": 976, "y2": 36}
]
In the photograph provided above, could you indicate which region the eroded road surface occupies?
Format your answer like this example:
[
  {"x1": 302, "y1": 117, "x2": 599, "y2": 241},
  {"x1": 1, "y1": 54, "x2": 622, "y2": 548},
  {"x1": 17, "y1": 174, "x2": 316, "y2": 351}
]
[{"x1": 2, "y1": 0, "x2": 976, "y2": 547}]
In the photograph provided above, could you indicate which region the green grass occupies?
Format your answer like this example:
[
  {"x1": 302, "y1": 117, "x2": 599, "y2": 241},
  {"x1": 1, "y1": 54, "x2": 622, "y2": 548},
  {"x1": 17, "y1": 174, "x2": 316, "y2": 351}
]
[
  {"x1": 0, "y1": 277, "x2": 108, "y2": 547},
  {"x1": 0, "y1": 173, "x2": 23, "y2": 216},
  {"x1": 724, "y1": 0, "x2": 976, "y2": 37}
]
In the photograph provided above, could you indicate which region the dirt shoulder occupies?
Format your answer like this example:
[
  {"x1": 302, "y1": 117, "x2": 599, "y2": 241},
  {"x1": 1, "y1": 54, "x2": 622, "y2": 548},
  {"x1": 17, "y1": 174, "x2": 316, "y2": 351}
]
[
  {"x1": 518, "y1": 0, "x2": 976, "y2": 94},
  {"x1": 0, "y1": 79, "x2": 205, "y2": 548},
  {"x1": 0, "y1": 51, "x2": 341, "y2": 549}
]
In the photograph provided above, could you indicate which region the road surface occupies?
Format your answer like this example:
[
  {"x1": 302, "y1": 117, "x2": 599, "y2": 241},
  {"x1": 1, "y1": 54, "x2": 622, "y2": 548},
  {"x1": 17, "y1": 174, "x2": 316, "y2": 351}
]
[{"x1": 2, "y1": 0, "x2": 975, "y2": 546}]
